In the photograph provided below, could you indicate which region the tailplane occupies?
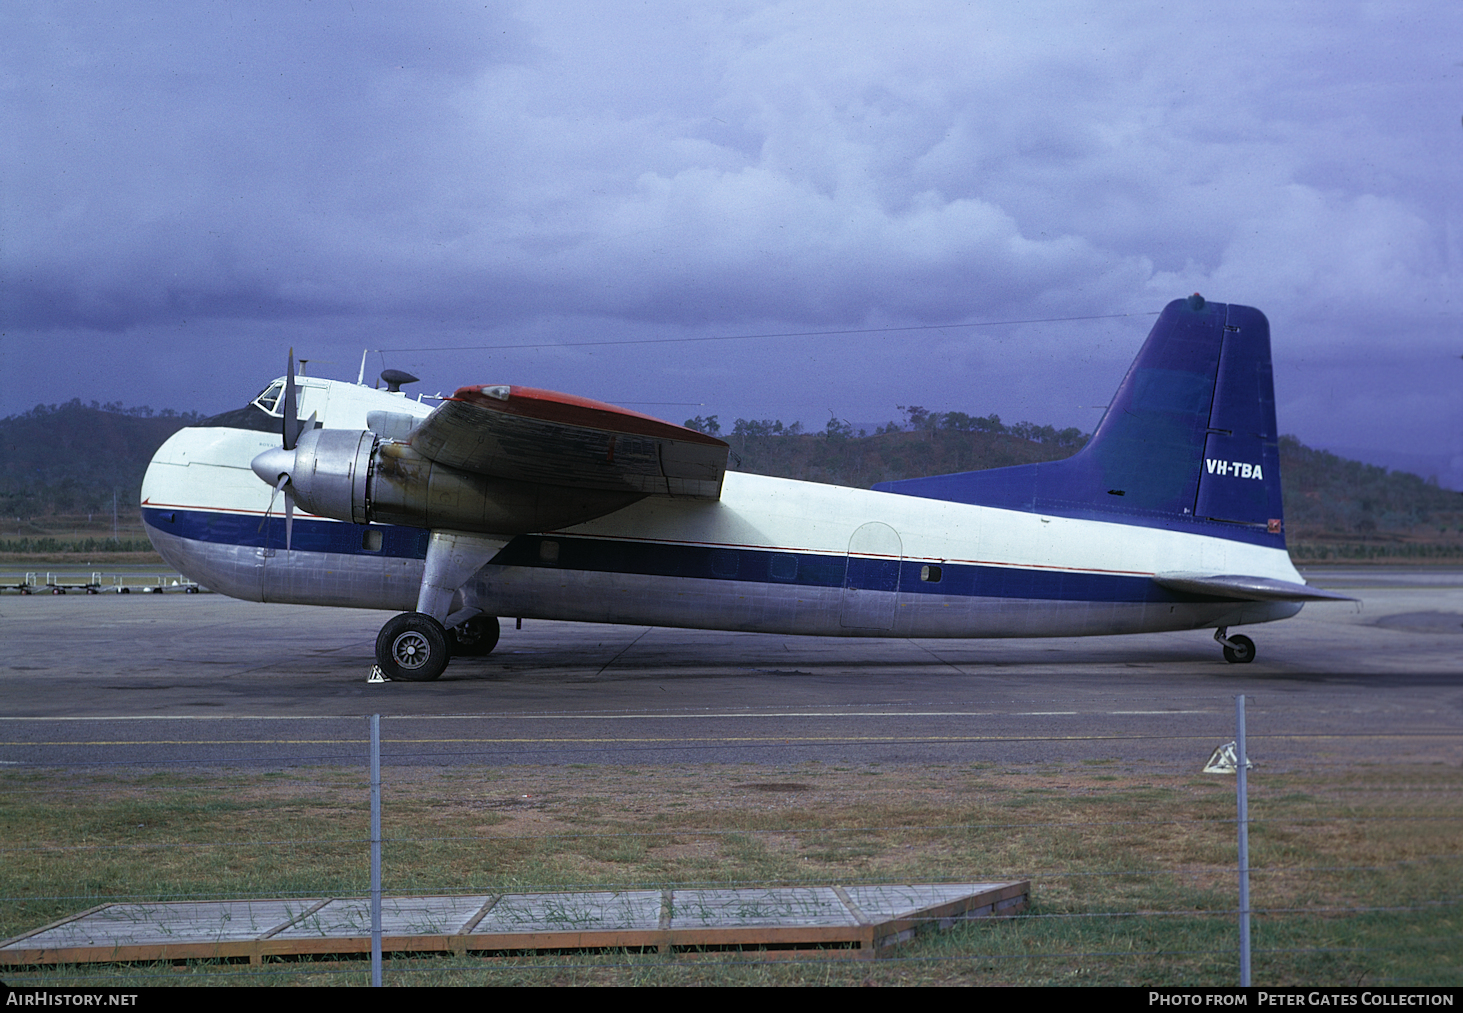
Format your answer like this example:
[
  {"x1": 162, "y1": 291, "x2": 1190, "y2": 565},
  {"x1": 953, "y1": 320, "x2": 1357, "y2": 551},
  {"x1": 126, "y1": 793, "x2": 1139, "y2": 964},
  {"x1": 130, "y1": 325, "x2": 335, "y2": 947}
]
[{"x1": 874, "y1": 295, "x2": 1286, "y2": 548}]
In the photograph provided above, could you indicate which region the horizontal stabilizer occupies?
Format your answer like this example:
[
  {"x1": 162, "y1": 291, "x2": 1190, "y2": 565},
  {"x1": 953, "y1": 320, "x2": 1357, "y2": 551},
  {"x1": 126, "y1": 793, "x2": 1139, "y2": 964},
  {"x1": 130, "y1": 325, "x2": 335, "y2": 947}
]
[{"x1": 1152, "y1": 573, "x2": 1357, "y2": 602}]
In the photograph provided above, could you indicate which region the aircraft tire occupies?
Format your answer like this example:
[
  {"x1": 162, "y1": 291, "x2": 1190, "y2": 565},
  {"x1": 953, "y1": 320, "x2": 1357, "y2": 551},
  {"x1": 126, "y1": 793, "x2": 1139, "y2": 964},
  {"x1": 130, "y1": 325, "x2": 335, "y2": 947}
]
[
  {"x1": 1222, "y1": 635, "x2": 1256, "y2": 664},
  {"x1": 376, "y1": 612, "x2": 450, "y2": 682},
  {"x1": 450, "y1": 615, "x2": 501, "y2": 656}
]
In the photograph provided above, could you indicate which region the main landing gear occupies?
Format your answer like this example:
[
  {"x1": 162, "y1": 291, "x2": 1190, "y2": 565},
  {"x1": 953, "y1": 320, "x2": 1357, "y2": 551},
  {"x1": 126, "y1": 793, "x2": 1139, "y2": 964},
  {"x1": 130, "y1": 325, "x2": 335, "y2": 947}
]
[
  {"x1": 1214, "y1": 626, "x2": 1256, "y2": 664},
  {"x1": 450, "y1": 615, "x2": 501, "y2": 656},
  {"x1": 372, "y1": 530, "x2": 511, "y2": 682},
  {"x1": 373, "y1": 612, "x2": 503, "y2": 681},
  {"x1": 376, "y1": 612, "x2": 451, "y2": 682}
]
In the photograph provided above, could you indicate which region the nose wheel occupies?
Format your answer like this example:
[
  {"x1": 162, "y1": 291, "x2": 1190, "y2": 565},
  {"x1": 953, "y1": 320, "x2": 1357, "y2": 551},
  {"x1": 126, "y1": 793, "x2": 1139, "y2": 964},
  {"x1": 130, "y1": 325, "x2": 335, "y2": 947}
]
[
  {"x1": 376, "y1": 612, "x2": 450, "y2": 681},
  {"x1": 1214, "y1": 627, "x2": 1256, "y2": 664}
]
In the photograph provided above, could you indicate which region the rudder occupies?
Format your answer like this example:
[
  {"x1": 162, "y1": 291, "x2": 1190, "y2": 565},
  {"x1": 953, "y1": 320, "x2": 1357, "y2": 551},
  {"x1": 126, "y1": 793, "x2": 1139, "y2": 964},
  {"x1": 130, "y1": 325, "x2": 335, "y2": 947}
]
[{"x1": 1191, "y1": 303, "x2": 1284, "y2": 533}]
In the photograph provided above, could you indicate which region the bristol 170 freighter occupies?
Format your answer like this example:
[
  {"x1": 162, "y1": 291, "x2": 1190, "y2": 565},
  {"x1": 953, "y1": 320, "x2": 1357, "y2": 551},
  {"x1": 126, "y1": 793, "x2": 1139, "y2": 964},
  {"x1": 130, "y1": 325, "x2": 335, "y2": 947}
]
[{"x1": 140, "y1": 296, "x2": 1349, "y2": 681}]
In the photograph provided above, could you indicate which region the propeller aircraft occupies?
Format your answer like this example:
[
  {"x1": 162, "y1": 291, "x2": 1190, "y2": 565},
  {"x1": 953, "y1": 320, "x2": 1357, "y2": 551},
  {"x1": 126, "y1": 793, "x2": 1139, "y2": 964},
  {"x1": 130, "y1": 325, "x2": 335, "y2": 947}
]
[{"x1": 140, "y1": 295, "x2": 1352, "y2": 682}]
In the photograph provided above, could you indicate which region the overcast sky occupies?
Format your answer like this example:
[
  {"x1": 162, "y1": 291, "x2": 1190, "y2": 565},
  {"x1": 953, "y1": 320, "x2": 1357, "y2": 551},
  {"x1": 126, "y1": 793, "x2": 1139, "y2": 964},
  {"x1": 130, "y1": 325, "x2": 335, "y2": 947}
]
[{"x1": 4, "y1": 2, "x2": 1461, "y2": 486}]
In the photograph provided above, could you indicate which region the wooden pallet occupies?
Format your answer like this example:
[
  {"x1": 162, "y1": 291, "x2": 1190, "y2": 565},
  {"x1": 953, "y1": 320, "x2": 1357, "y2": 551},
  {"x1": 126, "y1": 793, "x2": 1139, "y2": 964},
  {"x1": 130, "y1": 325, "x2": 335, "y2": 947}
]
[{"x1": 1, "y1": 882, "x2": 1028, "y2": 965}]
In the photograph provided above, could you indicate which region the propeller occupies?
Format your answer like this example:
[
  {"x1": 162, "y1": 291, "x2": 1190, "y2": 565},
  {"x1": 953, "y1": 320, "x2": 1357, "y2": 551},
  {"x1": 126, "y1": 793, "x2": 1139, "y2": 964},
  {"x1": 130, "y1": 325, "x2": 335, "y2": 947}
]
[{"x1": 253, "y1": 349, "x2": 310, "y2": 551}]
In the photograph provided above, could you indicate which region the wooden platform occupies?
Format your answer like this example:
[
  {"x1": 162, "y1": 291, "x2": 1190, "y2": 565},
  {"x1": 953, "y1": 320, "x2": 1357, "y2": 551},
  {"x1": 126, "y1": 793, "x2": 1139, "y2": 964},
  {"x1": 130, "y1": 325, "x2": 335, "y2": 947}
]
[{"x1": 1, "y1": 882, "x2": 1028, "y2": 964}]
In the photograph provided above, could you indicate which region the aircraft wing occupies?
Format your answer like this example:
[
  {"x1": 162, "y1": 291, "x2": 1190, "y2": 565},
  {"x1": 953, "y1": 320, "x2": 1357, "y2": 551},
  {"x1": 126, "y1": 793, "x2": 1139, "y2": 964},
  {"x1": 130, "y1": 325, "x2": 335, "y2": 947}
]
[
  {"x1": 1152, "y1": 573, "x2": 1357, "y2": 602},
  {"x1": 408, "y1": 384, "x2": 730, "y2": 499}
]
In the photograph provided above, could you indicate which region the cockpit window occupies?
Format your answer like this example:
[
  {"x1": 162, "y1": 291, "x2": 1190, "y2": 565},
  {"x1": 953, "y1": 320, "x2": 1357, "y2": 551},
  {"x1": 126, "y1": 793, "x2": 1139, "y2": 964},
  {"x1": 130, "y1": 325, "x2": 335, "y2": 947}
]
[{"x1": 253, "y1": 381, "x2": 285, "y2": 416}]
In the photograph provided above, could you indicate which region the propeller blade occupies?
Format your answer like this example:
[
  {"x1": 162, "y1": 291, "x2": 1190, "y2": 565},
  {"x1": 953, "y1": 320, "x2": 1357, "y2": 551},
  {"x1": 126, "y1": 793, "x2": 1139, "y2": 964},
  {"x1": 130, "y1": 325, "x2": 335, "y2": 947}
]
[
  {"x1": 284, "y1": 486, "x2": 295, "y2": 552},
  {"x1": 258, "y1": 472, "x2": 290, "y2": 535},
  {"x1": 283, "y1": 348, "x2": 299, "y2": 450}
]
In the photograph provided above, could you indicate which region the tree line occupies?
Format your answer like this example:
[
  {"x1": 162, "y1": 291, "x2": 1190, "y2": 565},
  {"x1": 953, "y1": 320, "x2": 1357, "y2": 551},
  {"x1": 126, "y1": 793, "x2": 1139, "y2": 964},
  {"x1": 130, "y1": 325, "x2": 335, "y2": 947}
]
[
  {"x1": 3, "y1": 399, "x2": 1456, "y2": 556},
  {"x1": 684, "y1": 405, "x2": 1090, "y2": 451}
]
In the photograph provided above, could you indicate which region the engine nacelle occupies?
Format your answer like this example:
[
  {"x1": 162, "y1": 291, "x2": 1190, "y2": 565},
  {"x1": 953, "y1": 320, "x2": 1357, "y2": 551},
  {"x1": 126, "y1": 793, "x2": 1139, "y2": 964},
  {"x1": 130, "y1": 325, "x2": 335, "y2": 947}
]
[
  {"x1": 274, "y1": 428, "x2": 644, "y2": 534},
  {"x1": 287, "y1": 428, "x2": 377, "y2": 524}
]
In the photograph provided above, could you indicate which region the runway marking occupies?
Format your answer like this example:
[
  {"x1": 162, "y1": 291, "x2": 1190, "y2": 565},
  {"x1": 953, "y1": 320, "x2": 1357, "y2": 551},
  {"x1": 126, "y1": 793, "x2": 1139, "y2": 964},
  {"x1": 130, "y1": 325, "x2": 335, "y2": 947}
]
[
  {"x1": 0, "y1": 709, "x2": 1216, "y2": 721},
  {"x1": 3, "y1": 732, "x2": 1458, "y2": 747},
  {"x1": 1108, "y1": 711, "x2": 1212, "y2": 715}
]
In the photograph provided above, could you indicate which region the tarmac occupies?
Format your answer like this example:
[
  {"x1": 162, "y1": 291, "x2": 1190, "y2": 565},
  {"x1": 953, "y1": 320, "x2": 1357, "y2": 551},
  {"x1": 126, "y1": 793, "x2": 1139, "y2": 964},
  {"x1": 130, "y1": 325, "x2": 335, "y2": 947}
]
[{"x1": 1, "y1": 566, "x2": 1458, "y2": 771}]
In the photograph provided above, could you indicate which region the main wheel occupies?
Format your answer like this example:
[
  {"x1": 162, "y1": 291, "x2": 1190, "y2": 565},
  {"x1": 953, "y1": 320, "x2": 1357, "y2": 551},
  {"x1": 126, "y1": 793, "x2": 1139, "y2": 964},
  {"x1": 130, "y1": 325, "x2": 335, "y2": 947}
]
[
  {"x1": 376, "y1": 612, "x2": 450, "y2": 682},
  {"x1": 1222, "y1": 634, "x2": 1256, "y2": 664},
  {"x1": 450, "y1": 615, "x2": 501, "y2": 656}
]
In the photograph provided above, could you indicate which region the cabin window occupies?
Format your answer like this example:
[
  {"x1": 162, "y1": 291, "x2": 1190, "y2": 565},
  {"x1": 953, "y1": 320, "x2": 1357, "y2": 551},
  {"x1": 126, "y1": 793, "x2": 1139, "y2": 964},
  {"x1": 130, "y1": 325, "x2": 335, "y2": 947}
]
[
  {"x1": 710, "y1": 549, "x2": 739, "y2": 578},
  {"x1": 362, "y1": 529, "x2": 383, "y2": 552},
  {"x1": 769, "y1": 553, "x2": 798, "y2": 581},
  {"x1": 539, "y1": 540, "x2": 560, "y2": 563},
  {"x1": 921, "y1": 564, "x2": 943, "y2": 583}
]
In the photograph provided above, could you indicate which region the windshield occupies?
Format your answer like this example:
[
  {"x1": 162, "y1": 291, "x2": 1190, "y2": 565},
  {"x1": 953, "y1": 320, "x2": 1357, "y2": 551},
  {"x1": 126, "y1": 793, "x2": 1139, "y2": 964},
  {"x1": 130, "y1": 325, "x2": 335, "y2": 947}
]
[{"x1": 252, "y1": 381, "x2": 285, "y2": 416}]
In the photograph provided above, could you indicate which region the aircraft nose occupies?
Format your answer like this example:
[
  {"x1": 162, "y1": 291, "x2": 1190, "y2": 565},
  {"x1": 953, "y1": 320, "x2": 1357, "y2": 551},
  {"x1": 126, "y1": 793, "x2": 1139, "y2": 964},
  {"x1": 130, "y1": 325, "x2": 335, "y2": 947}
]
[{"x1": 250, "y1": 446, "x2": 296, "y2": 486}]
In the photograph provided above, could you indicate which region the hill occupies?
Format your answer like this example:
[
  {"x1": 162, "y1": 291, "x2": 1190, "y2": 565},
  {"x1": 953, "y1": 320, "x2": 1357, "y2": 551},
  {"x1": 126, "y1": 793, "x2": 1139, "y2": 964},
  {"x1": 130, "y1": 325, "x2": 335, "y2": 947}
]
[
  {"x1": 0, "y1": 401, "x2": 203, "y2": 550},
  {"x1": 691, "y1": 413, "x2": 1463, "y2": 561},
  {"x1": 1276, "y1": 436, "x2": 1463, "y2": 560},
  {"x1": 2, "y1": 402, "x2": 1458, "y2": 561}
]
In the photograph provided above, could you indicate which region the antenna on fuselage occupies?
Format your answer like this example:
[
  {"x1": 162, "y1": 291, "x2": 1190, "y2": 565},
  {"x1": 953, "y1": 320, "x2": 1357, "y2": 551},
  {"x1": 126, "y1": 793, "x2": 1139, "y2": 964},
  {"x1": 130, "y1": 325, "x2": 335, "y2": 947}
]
[
  {"x1": 381, "y1": 369, "x2": 420, "y2": 393},
  {"x1": 357, "y1": 349, "x2": 371, "y2": 385}
]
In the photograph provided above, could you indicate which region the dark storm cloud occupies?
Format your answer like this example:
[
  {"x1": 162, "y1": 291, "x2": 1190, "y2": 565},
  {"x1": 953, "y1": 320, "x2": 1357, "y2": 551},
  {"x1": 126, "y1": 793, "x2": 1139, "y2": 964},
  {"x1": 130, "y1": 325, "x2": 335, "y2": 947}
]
[
  {"x1": 2, "y1": 2, "x2": 529, "y2": 328},
  {"x1": 2, "y1": 2, "x2": 1460, "y2": 484}
]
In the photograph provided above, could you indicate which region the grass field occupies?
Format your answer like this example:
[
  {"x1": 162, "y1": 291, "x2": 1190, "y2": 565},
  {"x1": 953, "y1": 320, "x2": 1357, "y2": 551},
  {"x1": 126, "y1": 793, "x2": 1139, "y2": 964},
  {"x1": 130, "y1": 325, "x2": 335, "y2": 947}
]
[{"x1": 1, "y1": 761, "x2": 1458, "y2": 986}]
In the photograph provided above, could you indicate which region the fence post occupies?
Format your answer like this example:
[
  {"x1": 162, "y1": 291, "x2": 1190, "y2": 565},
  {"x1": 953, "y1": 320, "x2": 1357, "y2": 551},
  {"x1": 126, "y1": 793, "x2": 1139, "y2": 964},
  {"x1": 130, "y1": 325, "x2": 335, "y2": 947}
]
[
  {"x1": 1236, "y1": 694, "x2": 1251, "y2": 987},
  {"x1": 370, "y1": 713, "x2": 382, "y2": 987}
]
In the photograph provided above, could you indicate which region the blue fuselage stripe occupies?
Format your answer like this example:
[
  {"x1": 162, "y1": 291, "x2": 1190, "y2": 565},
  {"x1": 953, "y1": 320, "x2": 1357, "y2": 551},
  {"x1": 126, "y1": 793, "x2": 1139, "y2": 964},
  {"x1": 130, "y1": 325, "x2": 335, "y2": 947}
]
[
  {"x1": 143, "y1": 506, "x2": 432, "y2": 559},
  {"x1": 143, "y1": 507, "x2": 1219, "y2": 605}
]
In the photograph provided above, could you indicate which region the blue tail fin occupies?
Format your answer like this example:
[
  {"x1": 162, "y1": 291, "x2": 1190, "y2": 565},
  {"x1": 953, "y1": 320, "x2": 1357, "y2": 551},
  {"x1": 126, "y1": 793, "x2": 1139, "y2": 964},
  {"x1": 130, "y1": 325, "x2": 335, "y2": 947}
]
[{"x1": 874, "y1": 296, "x2": 1286, "y2": 547}]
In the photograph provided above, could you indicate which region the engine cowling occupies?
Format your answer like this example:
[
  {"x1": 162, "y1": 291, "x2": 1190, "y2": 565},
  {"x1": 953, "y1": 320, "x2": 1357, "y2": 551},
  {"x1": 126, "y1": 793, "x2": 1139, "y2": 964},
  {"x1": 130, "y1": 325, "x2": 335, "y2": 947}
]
[{"x1": 251, "y1": 428, "x2": 644, "y2": 534}]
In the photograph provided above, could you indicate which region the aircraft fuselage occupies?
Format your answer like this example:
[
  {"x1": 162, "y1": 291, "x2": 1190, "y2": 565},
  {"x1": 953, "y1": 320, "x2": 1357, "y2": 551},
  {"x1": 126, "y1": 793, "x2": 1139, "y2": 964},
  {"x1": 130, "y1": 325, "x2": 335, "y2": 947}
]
[{"x1": 141, "y1": 386, "x2": 1303, "y2": 642}]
